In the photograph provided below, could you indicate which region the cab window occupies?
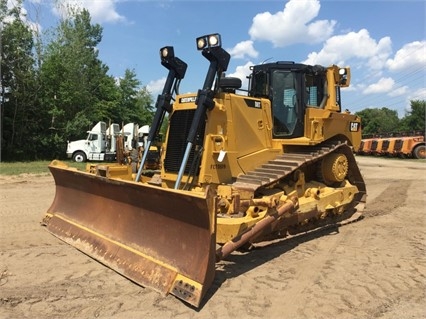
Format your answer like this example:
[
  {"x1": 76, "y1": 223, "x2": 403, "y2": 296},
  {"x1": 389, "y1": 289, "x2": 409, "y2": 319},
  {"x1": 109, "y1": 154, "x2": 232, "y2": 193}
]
[
  {"x1": 305, "y1": 73, "x2": 326, "y2": 108},
  {"x1": 272, "y1": 70, "x2": 298, "y2": 137}
]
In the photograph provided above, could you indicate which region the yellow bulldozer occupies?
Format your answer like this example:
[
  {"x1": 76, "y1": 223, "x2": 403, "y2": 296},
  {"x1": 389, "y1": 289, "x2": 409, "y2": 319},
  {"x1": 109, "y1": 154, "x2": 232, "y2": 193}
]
[{"x1": 42, "y1": 33, "x2": 366, "y2": 308}]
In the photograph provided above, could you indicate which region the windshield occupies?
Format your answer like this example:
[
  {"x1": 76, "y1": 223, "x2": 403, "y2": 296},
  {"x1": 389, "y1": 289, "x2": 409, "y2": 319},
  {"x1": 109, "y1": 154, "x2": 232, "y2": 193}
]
[
  {"x1": 271, "y1": 70, "x2": 298, "y2": 137},
  {"x1": 251, "y1": 70, "x2": 269, "y2": 97}
]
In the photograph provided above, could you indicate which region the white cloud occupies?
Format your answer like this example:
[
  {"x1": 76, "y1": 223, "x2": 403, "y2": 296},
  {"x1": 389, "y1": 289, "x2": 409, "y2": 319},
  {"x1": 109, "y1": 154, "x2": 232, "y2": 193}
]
[
  {"x1": 53, "y1": 0, "x2": 125, "y2": 24},
  {"x1": 146, "y1": 77, "x2": 166, "y2": 97},
  {"x1": 388, "y1": 86, "x2": 408, "y2": 97},
  {"x1": 363, "y1": 77, "x2": 394, "y2": 94},
  {"x1": 248, "y1": 0, "x2": 335, "y2": 47},
  {"x1": 303, "y1": 29, "x2": 392, "y2": 68},
  {"x1": 227, "y1": 41, "x2": 258, "y2": 59},
  {"x1": 4, "y1": 0, "x2": 42, "y2": 34},
  {"x1": 409, "y1": 87, "x2": 426, "y2": 102},
  {"x1": 386, "y1": 41, "x2": 426, "y2": 71},
  {"x1": 226, "y1": 61, "x2": 254, "y2": 90},
  {"x1": 4, "y1": 0, "x2": 24, "y2": 23}
]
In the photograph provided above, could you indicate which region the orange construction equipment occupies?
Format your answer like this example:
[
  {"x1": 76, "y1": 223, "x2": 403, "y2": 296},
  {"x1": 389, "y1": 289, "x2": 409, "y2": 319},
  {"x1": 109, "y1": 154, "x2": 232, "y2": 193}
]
[{"x1": 358, "y1": 132, "x2": 425, "y2": 159}]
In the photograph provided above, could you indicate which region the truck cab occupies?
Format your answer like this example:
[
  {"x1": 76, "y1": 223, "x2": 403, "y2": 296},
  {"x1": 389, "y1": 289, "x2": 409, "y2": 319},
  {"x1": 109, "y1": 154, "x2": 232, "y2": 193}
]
[{"x1": 67, "y1": 122, "x2": 119, "y2": 162}]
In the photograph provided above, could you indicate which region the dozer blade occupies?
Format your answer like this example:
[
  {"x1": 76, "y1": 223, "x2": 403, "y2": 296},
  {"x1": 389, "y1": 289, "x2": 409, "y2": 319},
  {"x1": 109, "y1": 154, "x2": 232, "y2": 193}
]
[{"x1": 42, "y1": 161, "x2": 216, "y2": 308}]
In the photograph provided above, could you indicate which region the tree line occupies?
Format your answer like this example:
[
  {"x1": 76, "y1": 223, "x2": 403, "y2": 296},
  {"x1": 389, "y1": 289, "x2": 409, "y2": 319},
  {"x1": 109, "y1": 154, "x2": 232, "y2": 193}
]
[
  {"x1": 355, "y1": 101, "x2": 425, "y2": 138},
  {"x1": 0, "y1": 1, "x2": 424, "y2": 161},
  {"x1": 1, "y1": 1, "x2": 154, "y2": 161}
]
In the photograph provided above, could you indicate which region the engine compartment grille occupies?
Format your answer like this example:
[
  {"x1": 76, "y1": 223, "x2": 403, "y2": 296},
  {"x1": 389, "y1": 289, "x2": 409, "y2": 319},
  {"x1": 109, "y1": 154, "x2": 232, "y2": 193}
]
[{"x1": 164, "y1": 109, "x2": 206, "y2": 174}]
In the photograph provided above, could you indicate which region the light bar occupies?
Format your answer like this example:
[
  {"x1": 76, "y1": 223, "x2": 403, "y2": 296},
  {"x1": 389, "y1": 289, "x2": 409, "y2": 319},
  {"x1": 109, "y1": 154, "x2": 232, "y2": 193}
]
[
  {"x1": 196, "y1": 33, "x2": 222, "y2": 51},
  {"x1": 160, "y1": 46, "x2": 174, "y2": 61}
]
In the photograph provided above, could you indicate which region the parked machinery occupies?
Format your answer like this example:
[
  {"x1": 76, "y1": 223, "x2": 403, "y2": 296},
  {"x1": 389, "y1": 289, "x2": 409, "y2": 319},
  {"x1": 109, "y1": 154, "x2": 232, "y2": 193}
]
[
  {"x1": 358, "y1": 132, "x2": 425, "y2": 159},
  {"x1": 42, "y1": 33, "x2": 366, "y2": 307}
]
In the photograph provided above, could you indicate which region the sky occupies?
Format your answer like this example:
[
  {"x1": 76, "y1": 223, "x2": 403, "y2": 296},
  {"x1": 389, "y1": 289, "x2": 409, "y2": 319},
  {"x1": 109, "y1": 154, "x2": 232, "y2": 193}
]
[{"x1": 16, "y1": 0, "x2": 426, "y2": 117}]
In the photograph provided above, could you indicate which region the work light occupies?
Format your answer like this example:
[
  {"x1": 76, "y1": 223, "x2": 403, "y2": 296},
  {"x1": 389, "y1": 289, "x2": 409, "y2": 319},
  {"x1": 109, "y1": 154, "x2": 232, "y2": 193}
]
[
  {"x1": 196, "y1": 33, "x2": 222, "y2": 50},
  {"x1": 160, "y1": 46, "x2": 174, "y2": 61}
]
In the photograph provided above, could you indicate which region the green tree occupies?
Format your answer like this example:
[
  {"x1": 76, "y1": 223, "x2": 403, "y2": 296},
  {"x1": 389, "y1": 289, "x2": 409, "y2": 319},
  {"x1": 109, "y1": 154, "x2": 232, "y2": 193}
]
[
  {"x1": 1, "y1": 0, "x2": 40, "y2": 160},
  {"x1": 134, "y1": 86, "x2": 154, "y2": 125},
  {"x1": 1, "y1": 3, "x2": 154, "y2": 160},
  {"x1": 355, "y1": 107, "x2": 400, "y2": 136},
  {"x1": 114, "y1": 69, "x2": 154, "y2": 125},
  {"x1": 115, "y1": 68, "x2": 140, "y2": 123},
  {"x1": 40, "y1": 8, "x2": 117, "y2": 146},
  {"x1": 400, "y1": 100, "x2": 425, "y2": 133}
]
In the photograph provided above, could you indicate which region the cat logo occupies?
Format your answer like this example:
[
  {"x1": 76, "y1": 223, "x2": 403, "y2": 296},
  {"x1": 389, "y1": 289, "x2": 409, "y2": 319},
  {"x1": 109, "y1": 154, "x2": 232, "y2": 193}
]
[
  {"x1": 179, "y1": 96, "x2": 197, "y2": 103},
  {"x1": 350, "y1": 122, "x2": 360, "y2": 132}
]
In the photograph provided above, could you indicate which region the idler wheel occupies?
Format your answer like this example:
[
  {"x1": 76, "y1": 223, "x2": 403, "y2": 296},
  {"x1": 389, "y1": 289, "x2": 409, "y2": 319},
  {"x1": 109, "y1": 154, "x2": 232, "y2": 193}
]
[{"x1": 321, "y1": 153, "x2": 348, "y2": 185}]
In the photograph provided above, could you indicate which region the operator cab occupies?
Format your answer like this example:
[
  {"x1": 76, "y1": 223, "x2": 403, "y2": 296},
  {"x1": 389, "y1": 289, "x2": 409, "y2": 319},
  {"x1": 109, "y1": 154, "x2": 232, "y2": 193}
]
[{"x1": 248, "y1": 62, "x2": 328, "y2": 139}]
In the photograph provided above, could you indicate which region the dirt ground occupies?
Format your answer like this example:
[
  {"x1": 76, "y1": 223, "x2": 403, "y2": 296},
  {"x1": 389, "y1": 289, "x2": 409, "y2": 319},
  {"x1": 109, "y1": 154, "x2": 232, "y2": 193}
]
[{"x1": 0, "y1": 156, "x2": 425, "y2": 319}]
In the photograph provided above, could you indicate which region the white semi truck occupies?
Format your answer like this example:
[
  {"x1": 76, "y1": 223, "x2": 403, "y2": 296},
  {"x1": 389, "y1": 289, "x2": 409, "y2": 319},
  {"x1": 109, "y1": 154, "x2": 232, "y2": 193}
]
[{"x1": 67, "y1": 121, "x2": 146, "y2": 163}]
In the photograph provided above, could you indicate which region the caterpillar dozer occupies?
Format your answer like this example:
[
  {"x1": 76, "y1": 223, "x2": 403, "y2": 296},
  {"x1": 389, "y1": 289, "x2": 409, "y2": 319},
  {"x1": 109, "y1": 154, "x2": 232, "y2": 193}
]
[{"x1": 42, "y1": 33, "x2": 366, "y2": 308}]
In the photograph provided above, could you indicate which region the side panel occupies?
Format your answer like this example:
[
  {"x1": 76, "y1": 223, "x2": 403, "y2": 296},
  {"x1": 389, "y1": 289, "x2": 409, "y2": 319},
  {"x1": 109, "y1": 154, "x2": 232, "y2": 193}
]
[
  {"x1": 303, "y1": 108, "x2": 362, "y2": 149},
  {"x1": 199, "y1": 94, "x2": 275, "y2": 183}
]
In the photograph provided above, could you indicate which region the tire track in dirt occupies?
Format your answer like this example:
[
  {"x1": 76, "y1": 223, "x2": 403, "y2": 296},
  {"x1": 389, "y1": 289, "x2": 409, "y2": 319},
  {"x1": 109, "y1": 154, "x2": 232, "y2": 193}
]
[
  {"x1": 208, "y1": 177, "x2": 424, "y2": 319},
  {"x1": 285, "y1": 178, "x2": 426, "y2": 319},
  {"x1": 363, "y1": 179, "x2": 411, "y2": 217},
  {"x1": 0, "y1": 174, "x2": 167, "y2": 319},
  {"x1": 0, "y1": 244, "x2": 151, "y2": 319}
]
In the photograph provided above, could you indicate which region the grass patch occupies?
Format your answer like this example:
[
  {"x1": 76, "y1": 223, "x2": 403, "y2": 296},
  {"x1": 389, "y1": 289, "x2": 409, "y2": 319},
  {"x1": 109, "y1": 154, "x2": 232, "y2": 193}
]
[{"x1": 0, "y1": 160, "x2": 87, "y2": 175}]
